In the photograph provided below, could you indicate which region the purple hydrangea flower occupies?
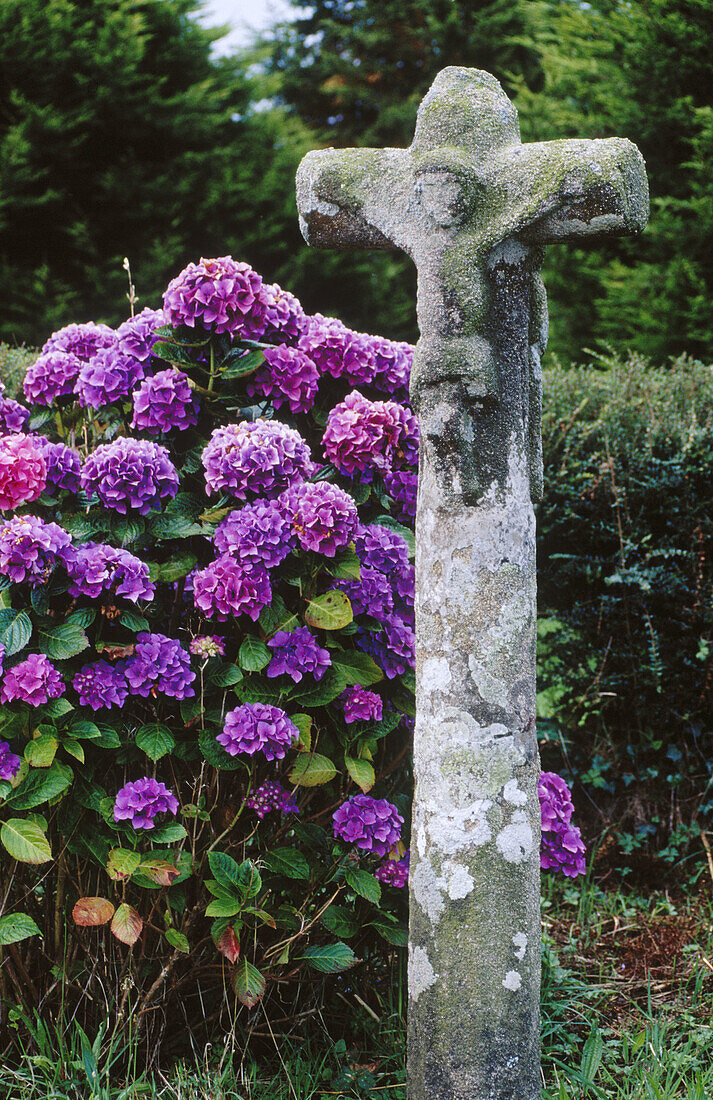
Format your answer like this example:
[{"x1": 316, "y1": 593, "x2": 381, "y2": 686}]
[
  {"x1": 202, "y1": 420, "x2": 312, "y2": 500},
  {"x1": 262, "y1": 283, "x2": 308, "y2": 345},
  {"x1": 74, "y1": 345, "x2": 145, "y2": 409},
  {"x1": 354, "y1": 524, "x2": 410, "y2": 576},
  {"x1": 131, "y1": 368, "x2": 199, "y2": 433},
  {"x1": 23, "y1": 351, "x2": 84, "y2": 405},
  {"x1": 0, "y1": 740, "x2": 21, "y2": 781},
  {"x1": 124, "y1": 633, "x2": 195, "y2": 699},
  {"x1": 34, "y1": 439, "x2": 82, "y2": 494},
  {"x1": 189, "y1": 635, "x2": 225, "y2": 658},
  {"x1": 335, "y1": 565, "x2": 394, "y2": 621},
  {"x1": 371, "y1": 339, "x2": 413, "y2": 399},
  {"x1": 538, "y1": 772, "x2": 587, "y2": 878},
  {"x1": 81, "y1": 438, "x2": 179, "y2": 515},
  {"x1": 247, "y1": 345, "x2": 319, "y2": 414},
  {"x1": 41, "y1": 321, "x2": 116, "y2": 361},
  {"x1": 0, "y1": 397, "x2": 30, "y2": 434},
  {"x1": 342, "y1": 330, "x2": 379, "y2": 386},
  {"x1": 280, "y1": 481, "x2": 358, "y2": 557},
  {"x1": 266, "y1": 626, "x2": 331, "y2": 683},
  {"x1": 113, "y1": 777, "x2": 179, "y2": 831},
  {"x1": 213, "y1": 499, "x2": 294, "y2": 569},
  {"x1": 323, "y1": 391, "x2": 417, "y2": 479},
  {"x1": 64, "y1": 542, "x2": 154, "y2": 602},
  {"x1": 332, "y1": 794, "x2": 403, "y2": 857},
  {"x1": 245, "y1": 780, "x2": 300, "y2": 819},
  {"x1": 163, "y1": 256, "x2": 269, "y2": 338},
  {"x1": 116, "y1": 307, "x2": 165, "y2": 362},
  {"x1": 1, "y1": 654, "x2": 64, "y2": 706},
  {"x1": 72, "y1": 661, "x2": 129, "y2": 710},
  {"x1": 219, "y1": 703, "x2": 298, "y2": 761},
  {"x1": 340, "y1": 685, "x2": 383, "y2": 724},
  {"x1": 0, "y1": 515, "x2": 72, "y2": 585},
  {"x1": 298, "y1": 315, "x2": 351, "y2": 378},
  {"x1": 193, "y1": 556, "x2": 272, "y2": 621},
  {"x1": 394, "y1": 561, "x2": 415, "y2": 614},
  {"x1": 384, "y1": 469, "x2": 417, "y2": 520},
  {"x1": 375, "y1": 850, "x2": 410, "y2": 887},
  {"x1": 357, "y1": 615, "x2": 415, "y2": 679},
  {"x1": 538, "y1": 772, "x2": 575, "y2": 830}
]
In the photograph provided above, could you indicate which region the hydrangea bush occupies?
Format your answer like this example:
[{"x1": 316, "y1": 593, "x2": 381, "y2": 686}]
[{"x1": 0, "y1": 256, "x2": 583, "y2": 1038}]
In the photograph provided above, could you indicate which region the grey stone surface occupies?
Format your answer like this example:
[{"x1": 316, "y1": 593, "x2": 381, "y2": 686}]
[{"x1": 296, "y1": 66, "x2": 648, "y2": 1100}]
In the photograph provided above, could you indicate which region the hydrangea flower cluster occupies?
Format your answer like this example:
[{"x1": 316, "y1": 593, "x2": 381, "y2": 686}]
[
  {"x1": 64, "y1": 542, "x2": 155, "y2": 602},
  {"x1": 323, "y1": 391, "x2": 418, "y2": 479},
  {"x1": 0, "y1": 740, "x2": 21, "y2": 782},
  {"x1": 375, "y1": 850, "x2": 410, "y2": 887},
  {"x1": 340, "y1": 685, "x2": 383, "y2": 724},
  {"x1": 0, "y1": 515, "x2": 72, "y2": 585},
  {"x1": 247, "y1": 345, "x2": 319, "y2": 414},
  {"x1": 202, "y1": 420, "x2": 312, "y2": 500},
  {"x1": 24, "y1": 351, "x2": 83, "y2": 405},
  {"x1": 262, "y1": 283, "x2": 307, "y2": 345},
  {"x1": 219, "y1": 703, "x2": 298, "y2": 761},
  {"x1": 192, "y1": 556, "x2": 272, "y2": 621},
  {"x1": 42, "y1": 321, "x2": 116, "y2": 362},
  {"x1": 0, "y1": 435, "x2": 46, "y2": 511},
  {"x1": 213, "y1": 499, "x2": 293, "y2": 569},
  {"x1": 124, "y1": 633, "x2": 195, "y2": 699},
  {"x1": 189, "y1": 635, "x2": 225, "y2": 659},
  {"x1": 1, "y1": 654, "x2": 64, "y2": 706},
  {"x1": 81, "y1": 438, "x2": 179, "y2": 515},
  {"x1": 116, "y1": 307, "x2": 165, "y2": 362},
  {"x1": 336, "y1": 565, "x2": 394, "y2": 621},
  {"x1": 357, "y1": 615, "x2": 416, "y2": 679},
  {"x1": 280, "y1": 481, "x2": 358, "y2": 556},
  {"x1": 538, "y1": 772, "x2": 587, "y2": 878},
  {"x1": 245, "y1": 780, "x2": 300, "y2": 819},
  {"x1": 354, "y1": 523, "x2": 410, "y2": 576},
  {"x1": 35, "y1": 439, "x2": 81, "y2": 494},
  {"x1": 131, "y1": 368, "x2": 199, "y2": 433},
  {"x1": 113, "y1": 777, "x2": 179, "y2": 831},
  {"x1": 332, "y1": 794, "x2": 403, "y2": 857},
  {"x1": 384, "y1": 469, "x2": 417, "y2": 520},
  {"x1": 75, "y1": 346, "x2": 144, "y2": 409},
  {"x1": 72, "y1": 661, "x2": 129, "y2": 711},
  {"x1": 163, "y1": 257, "x2": 269, "y2": 338},
  {"x1": 0, "y1": 397, "x2": 30, "y2": 434},
  {"x1": 266, "y1": 627, "x2": 331, "y2": 683}
]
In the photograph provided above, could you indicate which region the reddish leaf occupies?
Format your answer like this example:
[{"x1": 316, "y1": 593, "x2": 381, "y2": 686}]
[
  {"x1": 107, "y1": 848, "x2": 141, "y2": 881},
  {"x1": 140, "y1": 858, "x2": 180, "y2": 887},
  {"x1": 216, "y1": 925, "x2": 241, "y2": 964},
  {"x1": 232, "y1": 958, "x2": 266, "y2": 1008},
  {"x1": 72, "y1": 897, "x2": 115, "y2": 927},
  {"x1": 110, "y1": 903, "x2": 143, "y2": 945}
]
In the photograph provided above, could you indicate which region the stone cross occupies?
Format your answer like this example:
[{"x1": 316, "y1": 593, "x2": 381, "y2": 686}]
[{"x1": 296, "y1": 67, "x2": 648, "y2": 1100}]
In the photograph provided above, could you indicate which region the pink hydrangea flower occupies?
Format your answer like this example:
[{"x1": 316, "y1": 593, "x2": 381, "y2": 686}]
[{"x1": 0, "y1": 435, "x2": 47, "y2": 511}]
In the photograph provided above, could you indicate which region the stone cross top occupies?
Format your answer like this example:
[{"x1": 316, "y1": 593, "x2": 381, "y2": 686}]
[{"x1": 297, "y1": 68, "x2": 648, "y2": 1100}]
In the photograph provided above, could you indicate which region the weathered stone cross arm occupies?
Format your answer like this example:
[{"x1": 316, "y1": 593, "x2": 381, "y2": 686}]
[{"x1": 296, "y1": 66, "x2": 648, "y2": 1100}]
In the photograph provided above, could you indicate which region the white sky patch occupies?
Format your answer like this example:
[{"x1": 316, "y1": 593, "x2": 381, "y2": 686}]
[{"x1": 197, "y1": 0, "x2": 301, "y2": 54}]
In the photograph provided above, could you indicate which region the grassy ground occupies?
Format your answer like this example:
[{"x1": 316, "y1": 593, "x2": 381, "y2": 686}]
[{"x1": 2, "y1": 875, "x2": 711, "y2": 1099}]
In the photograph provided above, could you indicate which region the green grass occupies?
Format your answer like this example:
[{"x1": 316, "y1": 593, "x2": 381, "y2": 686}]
[
  {"x1": 3, "y1": 876, "x2": 711, "y2": 1099},
  {"x1": 0, "y1": 341, "x2": 37, "y2": 397}
]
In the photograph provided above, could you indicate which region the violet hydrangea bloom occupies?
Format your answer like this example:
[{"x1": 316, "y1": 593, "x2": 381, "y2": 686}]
[
  {"x1": 74, "y1": 345, "x2": 145, "y2": 409},
  {"x1": 192, "y1": 556, "x2": 272, "y2": 621},
  {"x1": 113, "y1": 777, "x2": 179, "y2": 831},
  {"x1": 354, "y1": 523, "x2": 410, "y2": 576},
  {"x1": 538, "y1": 772, "x2": 575, "y2": 830},
  {"x1": 202, "y1": 420, "x2": 312, "y2": 500},
  {"x1": 384, "y1": 469, "x2": 417, "y2": 520},
  {"x1": 335, "y1": 565, "x2": 394, "y2": 621},
  {"x1": 538, "y1": 772, "x2": 587, "y2": 878},
  {"x1": 219, "y1": 703, "x2": 298, "y2": 761},
  {"x1": 332, "y1": 794, "x2": 403, "y2": 857},
  {"x1": 81, "y1": 438, "x2": 179, "y2": 515},
  {"x1": 0, "y1": 397, "x2": 30, "y2": 434},
  {"x1": 371, "y1": 339, "x2": 413, "y2": 400},
  {"x1": 323, "y1": 391, "x2": 417, "y2": 479},
  {"x1": 0, "y1": 434, "x2": 46, "y2": 511},
  {"x1": 340, "y1": 685, "x2": 383, "y2": 724},
  {"x1": 213, "y1": 499, "x2": 294, "y2": 569},
  {"x1": 247, "y1": 345, "x2": 319, "y2": 414},
  {"x1": 298, "y1": 314, "x2": 351, "y2": 378},
  {"x1": 116, "y1": 307, "x2": 165, "y2": 362},
  {"x1": 0, "y1": 515, "x2": 72, "y2": 585},
  {"x1": 124, "y1": 633, "x2": 195, "y2": 699},
  {"x1": 189, "y1": 635, "x2": 225, "y2": 659},
  {"x1": 1, "y1": 654, "x2": 64, "y2": 706},
  {"x1": 262, "y1": 283, "x2": 307, "y2": 345},
  {"x1": 357, "y1": 615, "x2": 415, "y2": 679},
  {"x1": 375, "y1": 850, "x2": 410, "y2": 888},
  {"x1": 163, "y1": 256, "x2": 269, "y2": 338},
  {"x1": 41, "y1": 321, "x2": 116, "y2": 361},
  {"x1": 266, "y1": 626, "x2": 331, "y2": 683},
  {"x1": 72, "y1": 661, "x2": 129, "y2": 711},
  {"x1": 24, "y1": 351, "x2": 83, "y2": 405},
  {"x1": 280, "y1": 481, "x2": 358, "y2": 557},
  {"x1": 131, "y1": 368, "x2": 199, "y2": 433},
  {"x1": 34, "y1": 439, "x2": 81, "y2": 494},
  {"x1": 0, "y1": 740, "x2": 21, "y2": 782},
  {"x1": 245, "y1": 780, "x2": 300, "y2": 819},
  {"x1": 342, "y1": 330, "x2": 379, "y2": 386},
  {"x1": 64, "y1": 542, "x2": 154, "y2": 602}
]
